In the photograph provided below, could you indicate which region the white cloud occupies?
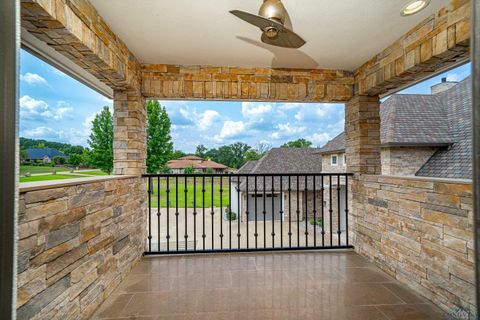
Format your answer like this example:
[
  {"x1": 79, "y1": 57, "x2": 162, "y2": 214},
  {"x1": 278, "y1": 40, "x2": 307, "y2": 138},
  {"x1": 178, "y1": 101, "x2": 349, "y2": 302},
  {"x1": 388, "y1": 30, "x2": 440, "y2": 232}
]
[
  {"x1": 307, "y1": 132, "x2": 332, "y2": 146},
  {"x1": 20, "y1": 73, "x2": 49, "y2": 86},
  {"x1": 242, "y1": 102, "x2": 272, "y2": 118},
  {"x1": 22, "y1": 126, "x2": 60, "y2": 140},
  {"x1": 214, "y1": 120, "x2": 245, "y2": 142},
  {"x1": 20, "y1": 95, "x2": 73, "y2": 120},
  {"x1": 198, "y1": 110, "x2": 220, "y2": 131},
  {"x1": 294, "y1": 104, "x2": 343, "y2": 122},
  {"x1": 270, "y1": 123, "x2": 306, "y2": 139}
]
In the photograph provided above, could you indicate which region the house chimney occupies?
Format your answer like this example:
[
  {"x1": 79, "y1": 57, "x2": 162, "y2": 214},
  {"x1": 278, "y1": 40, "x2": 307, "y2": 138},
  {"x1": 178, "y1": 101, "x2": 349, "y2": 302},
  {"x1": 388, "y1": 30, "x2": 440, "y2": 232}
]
[{"x1": 430, "y1": 77, "x2": 458, "y2": 94}]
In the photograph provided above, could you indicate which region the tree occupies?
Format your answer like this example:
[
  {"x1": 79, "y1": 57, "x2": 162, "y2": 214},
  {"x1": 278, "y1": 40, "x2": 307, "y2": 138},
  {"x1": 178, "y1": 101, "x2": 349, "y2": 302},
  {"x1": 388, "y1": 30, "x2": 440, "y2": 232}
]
[
  {"x1": 68, "y1": 153, "x2": 83, "y2": 167},
  {"x1": 281, "y1": 138, "x2": 312, "y2": 148},
  {"x1": 53, "y1": 156, "x2": 66, "y2": 165},
  {"x1": 88, "y1": 106, "x2": 113, "y2": 173},
  {"x1": 184, "y1": 166, "x2": 195, "y2": 174},
  {"x1": 245, "y1": 142, "x2": 271, "y2": 161},
  {"x1": 171, "y1": 150, "x2": 186, "y2": 160},
  {"x1": 19, "y1": 149, "x2": 28, "y2": 164},
  {"x1": 147, "y1": 100, "x2": 173, "y2": 173},
  {"x1": 195, "y1": 144, "x2": 208, "y2": 159}
]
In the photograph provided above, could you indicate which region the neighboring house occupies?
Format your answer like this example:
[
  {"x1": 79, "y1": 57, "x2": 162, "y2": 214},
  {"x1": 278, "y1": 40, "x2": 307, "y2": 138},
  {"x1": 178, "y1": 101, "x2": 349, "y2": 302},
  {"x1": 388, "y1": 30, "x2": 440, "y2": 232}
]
[
  {"x1": 230, "y1": 148, "x2": 346, "y2": 232},
  {"x1": 320, "y1": 76, "x2": 472, "y2": 179},
  {"x1": 25, "y1": 148, "x2": 67, "y2": 163},
  {"x1": 167, "y1": 155, "x2": 228, "y2": 174}
]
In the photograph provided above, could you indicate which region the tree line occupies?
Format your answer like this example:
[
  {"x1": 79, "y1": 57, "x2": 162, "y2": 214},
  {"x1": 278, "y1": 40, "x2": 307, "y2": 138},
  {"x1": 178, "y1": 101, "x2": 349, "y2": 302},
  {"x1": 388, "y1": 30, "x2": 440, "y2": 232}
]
[{"x1": 21, "y1": 100, "x2": 315, "y2": 173}]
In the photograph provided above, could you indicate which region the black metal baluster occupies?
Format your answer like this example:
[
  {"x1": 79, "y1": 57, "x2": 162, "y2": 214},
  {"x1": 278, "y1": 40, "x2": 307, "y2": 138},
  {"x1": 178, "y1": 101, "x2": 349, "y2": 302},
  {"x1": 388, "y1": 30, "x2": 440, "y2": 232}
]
[
  {"x1": 175, "y1": 176, "x2": 179, "y2": 251},
  {"x1": 237, "y1": 176, "x2": 241, "y2": 249},
  {"x1": 329, "y1": 175, "x2": 333, "y2": 247},
  {"x1": 313, "y1": 175, "x2": 316, "y2": 247},
  {"x1": 202, "y1": 176, "x2": 206, "y2": 250},
  {"x1": 148, "y1": 177, "x2": 152, "y2": 252},
  {"x1": 184, "y1": 176, "x2": 188, "y2": 252},
  {"x1": 263, "y1": 176, "x2": 266, "y2": 248},
  {"x1": 167, "y1": 177, "x2": 170, "y2": 252},
  {"x1": 321, "y1": 175, "x2": 325, "y2": 247},
  {"x1": 280, "y1": 176, "x2": 283, "y2": 248},
  {"x1": 271, "y1": 175, "x2": 275, "y2": 248},
  {"x1": 296, "y1": 176, "x2": 300, "y2": 248},
  {"x1": 229, "y1": 175, "x2": 232, "y2": 249},
  {"x1": 211, "y1": 176, "x2": 214, "y2": 250},
  {"x1": 246, "y1": 175, "x2": 249, "y2": 249},
  {"x1": 288, "y1": 175, "x2": 292, "y2": 248},
  {"x1": 345, "y1": 175, "x2": 349, "y2": 246},
  {"x1": 193, "y1": 176, "x2": 197, "y2": 251},
  {"x1": 157, "y1": 176, "x2": 160, "y2": 252},
  {"x1": 220, "y1": 176, "x2": 223, "y2": 250},
  {"x1": 254, "y1": 175, "x2": 258, "y2": 249},
  {"x1": 304, "y1": 175, "x2": 308, "y2": 247},
  {"x1": 337, "y1": 175, "x2": 341, "y2": 246}
]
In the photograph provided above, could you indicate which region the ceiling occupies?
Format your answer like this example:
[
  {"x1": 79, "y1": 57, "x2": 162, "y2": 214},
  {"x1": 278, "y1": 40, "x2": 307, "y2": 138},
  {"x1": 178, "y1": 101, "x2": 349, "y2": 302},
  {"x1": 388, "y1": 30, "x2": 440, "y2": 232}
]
[{"x1": 90, "y1": 0, "x2": 449, "y2": 71}]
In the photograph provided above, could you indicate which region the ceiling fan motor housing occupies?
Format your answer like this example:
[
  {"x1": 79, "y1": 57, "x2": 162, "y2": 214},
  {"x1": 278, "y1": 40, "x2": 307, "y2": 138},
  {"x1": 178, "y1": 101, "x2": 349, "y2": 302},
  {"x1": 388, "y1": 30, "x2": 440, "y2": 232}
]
[{"x1": 259, "y1": 0, "x2": 286, "y2": 24}]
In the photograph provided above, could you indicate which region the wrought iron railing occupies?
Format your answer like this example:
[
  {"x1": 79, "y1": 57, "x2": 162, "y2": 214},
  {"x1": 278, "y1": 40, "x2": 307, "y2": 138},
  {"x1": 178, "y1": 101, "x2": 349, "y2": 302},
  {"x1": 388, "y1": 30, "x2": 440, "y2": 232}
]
[{"x1": 143, "y1": 173, "x2": 353, "y2": 254}]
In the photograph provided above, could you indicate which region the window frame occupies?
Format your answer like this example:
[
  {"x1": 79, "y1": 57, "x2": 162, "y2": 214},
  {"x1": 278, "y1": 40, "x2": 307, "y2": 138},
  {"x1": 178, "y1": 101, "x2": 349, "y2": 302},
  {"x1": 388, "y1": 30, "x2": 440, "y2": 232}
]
[{"x1": 331, "y1": 154, "x2": 338, "y2": 166}]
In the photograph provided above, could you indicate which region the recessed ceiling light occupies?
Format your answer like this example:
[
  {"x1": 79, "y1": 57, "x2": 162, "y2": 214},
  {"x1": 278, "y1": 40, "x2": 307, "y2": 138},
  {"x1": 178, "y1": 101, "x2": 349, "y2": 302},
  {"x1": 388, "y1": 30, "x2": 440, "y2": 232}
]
[{"x1": 401, "y1": 0, "x2": 431, "y2": 16}]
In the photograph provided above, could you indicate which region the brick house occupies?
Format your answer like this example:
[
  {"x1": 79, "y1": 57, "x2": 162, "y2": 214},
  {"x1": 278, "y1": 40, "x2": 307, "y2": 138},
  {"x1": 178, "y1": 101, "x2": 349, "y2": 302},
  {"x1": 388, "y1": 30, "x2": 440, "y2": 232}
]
[
  {"x1": 320, "y1": 76, "x2": 472, "y2": 179},
  {"x1": 167, "y1": 155, "x2": 228, "y2": 173}
]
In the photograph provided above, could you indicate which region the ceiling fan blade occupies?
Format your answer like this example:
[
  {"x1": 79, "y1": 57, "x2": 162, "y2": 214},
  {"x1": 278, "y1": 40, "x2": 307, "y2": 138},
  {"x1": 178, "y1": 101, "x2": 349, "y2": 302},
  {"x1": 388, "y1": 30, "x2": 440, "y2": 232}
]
[
  {"x1": 230, "y1": 10, "x2": 283, "y2": 31},
  {"x1": 261, "y1": 28, "x2": 306, "y2": 49}
]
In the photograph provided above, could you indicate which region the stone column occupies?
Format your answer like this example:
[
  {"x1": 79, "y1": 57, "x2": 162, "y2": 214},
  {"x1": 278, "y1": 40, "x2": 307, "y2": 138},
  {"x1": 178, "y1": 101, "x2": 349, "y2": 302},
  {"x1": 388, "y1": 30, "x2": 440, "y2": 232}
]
[
  {"x1": 345, "y1": 95, "x2": 381, "y2": 175},
  {"x1": 113, "y1": 89, "x2": 147, "y2": 175}
]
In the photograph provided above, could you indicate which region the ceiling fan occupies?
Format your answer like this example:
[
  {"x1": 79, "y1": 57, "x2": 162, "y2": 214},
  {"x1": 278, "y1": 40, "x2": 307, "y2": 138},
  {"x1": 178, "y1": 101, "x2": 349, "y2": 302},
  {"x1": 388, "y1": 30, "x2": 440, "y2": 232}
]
[{"x1": 230, "y1": 0, "x2": 306, "y2": 49}]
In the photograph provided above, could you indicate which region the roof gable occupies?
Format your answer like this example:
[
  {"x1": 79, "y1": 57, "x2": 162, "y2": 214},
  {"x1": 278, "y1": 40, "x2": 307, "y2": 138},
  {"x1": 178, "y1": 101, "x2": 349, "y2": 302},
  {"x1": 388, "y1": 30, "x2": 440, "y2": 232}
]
[{"x1": 241, "y1": 148, "x2": 322, "y2": 174}]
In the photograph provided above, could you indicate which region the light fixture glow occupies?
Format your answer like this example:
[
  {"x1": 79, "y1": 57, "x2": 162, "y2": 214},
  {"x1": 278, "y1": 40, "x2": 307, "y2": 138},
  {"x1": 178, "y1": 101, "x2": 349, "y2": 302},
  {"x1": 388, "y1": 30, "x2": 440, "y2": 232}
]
[{"x1": 401, "y1": 0, "x2": 430, "y2": 16}]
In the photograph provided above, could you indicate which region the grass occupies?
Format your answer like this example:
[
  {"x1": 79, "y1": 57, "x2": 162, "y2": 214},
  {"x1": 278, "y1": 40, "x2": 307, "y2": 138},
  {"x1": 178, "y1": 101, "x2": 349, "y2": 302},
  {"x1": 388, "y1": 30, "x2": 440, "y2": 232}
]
[
  {"x1": 78, "y1": 170, "x2": 109, "y2": 176},
  {"x1": 20, "y1": 165, "x2": 69, "y2": 175},
  {"x1": 148, "y1": 177, "x2": 231, "y2": 208},
  {"x1": 20, "y1": 174, "x2": 90, "y2": 183}
]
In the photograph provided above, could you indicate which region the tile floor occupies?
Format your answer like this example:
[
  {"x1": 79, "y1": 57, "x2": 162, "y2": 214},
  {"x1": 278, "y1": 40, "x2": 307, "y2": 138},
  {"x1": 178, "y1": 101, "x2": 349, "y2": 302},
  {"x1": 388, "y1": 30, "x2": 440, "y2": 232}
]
[{"x1": 93, "y1": 251, "x2": 446, "y2": 320}]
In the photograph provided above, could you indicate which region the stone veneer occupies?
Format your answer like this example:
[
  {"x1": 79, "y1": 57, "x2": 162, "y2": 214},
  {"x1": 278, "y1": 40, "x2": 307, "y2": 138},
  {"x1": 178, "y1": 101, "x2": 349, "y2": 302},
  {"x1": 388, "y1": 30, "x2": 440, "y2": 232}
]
[
  {"x1": 16, "y1": 176, "x2": 146, "y2": 320},
  {"x1": 355, "y1": 0, "x2": 471, "y2": 96},
  {"x1": 381, "y1": 146, "x2": 438, "y2": 176},
  {"x1": 113, "y1": 90, "x2": 147, "y2": 175},
  {"x1": 351, "y1": 174, "x2": 474, "y2": 314},
  {"x1": 142, "y1": 65, "x2": 354, "y2": 102}
]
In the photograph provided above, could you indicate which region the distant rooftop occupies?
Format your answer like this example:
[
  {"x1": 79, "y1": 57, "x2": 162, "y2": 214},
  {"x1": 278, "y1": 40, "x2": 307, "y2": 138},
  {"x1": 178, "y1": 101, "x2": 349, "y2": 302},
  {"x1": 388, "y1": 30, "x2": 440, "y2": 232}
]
[{"x1": 26, "y1": 148, "x2": 66, "y2": 160}]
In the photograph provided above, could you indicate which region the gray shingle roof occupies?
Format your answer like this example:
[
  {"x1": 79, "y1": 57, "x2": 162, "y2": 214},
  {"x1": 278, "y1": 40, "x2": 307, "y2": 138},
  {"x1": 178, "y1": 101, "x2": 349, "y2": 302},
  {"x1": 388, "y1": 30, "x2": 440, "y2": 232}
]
[
  {"x1": 416, "y1": 77, "x2": 472, "y2": 179},
  {"x1": 26, "y1": 148, "x2": 66, "y2": 160},
  {"x1": 236, "y1": 148, "x2": 323, "y2": 191},
  {"x1": 318, "y1": 77, "x2": 472, "y2": 179}
]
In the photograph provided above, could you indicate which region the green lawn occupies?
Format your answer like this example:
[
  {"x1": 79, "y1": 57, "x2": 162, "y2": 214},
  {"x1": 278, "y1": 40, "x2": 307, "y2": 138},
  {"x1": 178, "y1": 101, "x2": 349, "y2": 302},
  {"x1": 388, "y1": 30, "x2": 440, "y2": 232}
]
[
  {"x1": 20, "y1": 174, "x2": 90, "y2": 183},
  {"x1": 20, "y1": 165, "x2": 69, "y2": 175},
  {"x1": 78, "y1": 170, "x2": 109, "y2": 176},
  {"x1": 148, "y1": 177, "x2": 231, "y2": 208}
]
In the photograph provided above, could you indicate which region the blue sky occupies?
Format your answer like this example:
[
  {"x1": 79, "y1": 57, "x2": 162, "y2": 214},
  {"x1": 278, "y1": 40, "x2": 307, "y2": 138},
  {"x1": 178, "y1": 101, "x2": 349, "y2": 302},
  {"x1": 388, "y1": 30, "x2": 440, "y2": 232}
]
[{"x1": 19, "y1": 49, "x2": 471, "y2": 153}]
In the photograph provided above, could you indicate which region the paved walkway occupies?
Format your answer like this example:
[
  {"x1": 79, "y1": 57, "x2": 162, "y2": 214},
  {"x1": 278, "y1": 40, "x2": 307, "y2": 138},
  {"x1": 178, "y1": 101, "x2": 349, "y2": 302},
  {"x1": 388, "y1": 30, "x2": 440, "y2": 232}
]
[
  {"x1": 93, "y1": 251, "x2": 446, "y2": 319},
  {"x1": 147, "y1": 208, "x2": 347, "y2": 252}
]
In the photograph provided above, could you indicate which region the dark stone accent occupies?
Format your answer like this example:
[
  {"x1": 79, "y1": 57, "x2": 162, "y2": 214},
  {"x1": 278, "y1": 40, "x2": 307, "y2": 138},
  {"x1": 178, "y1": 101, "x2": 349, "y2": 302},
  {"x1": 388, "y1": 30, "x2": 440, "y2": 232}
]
[
  {"x1": 368, "y1": 198, "x2": 388, "y2": 208},
  {"x1": 17, "y1": 275, "x2": 70, "y2": 320},
  {"x1": 113, "y1": 206, "x2": 122, "y2": 218},
  {"x1": 17, "y1": 251, "x2": 30, "y2": 273},
  {"x1": 45, "y1": 222, "x2": 80, "y2": 249},
  {"x1": 421, "y1": 203, "x2": 468, "y2": 217},
  {"x1": 112, "y1": 235, "x2": 130, "y2": 255}
]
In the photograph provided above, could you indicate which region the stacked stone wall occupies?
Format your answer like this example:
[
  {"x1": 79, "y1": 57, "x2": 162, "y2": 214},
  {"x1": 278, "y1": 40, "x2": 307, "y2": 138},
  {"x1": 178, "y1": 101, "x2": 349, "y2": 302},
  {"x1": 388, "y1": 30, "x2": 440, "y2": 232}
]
[
  {"x1": 351, "y1": 174, "x2": 474, "y2": 314},
  {"x1": 16, "y1": 176, "x2": 146, "y2": 319}
]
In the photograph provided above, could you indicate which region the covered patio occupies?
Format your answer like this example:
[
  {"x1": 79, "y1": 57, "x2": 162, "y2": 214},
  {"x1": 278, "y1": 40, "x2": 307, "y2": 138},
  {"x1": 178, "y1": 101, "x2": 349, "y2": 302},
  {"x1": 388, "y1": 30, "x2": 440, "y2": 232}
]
[{"x1": 1, "y1": 0, "x2": 479, "y2": 319}]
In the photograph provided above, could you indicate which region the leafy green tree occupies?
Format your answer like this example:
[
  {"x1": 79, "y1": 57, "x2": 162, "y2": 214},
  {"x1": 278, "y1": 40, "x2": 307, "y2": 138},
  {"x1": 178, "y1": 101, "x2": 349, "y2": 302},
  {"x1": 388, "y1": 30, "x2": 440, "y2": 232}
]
[
  {"x1": 184, "y1": 166, "x2": 195, "y2": 174},
  {"x1": 171, "y1": 150, "x2": 186, "y2": 160},
  {"x1": 281, "y1": 138, "x2": 312, "y2": 148},
  {"x1": 53, "y1": 156, "x2": 66, "y2": 165},
  {"x1": 88, "y1": 106, "x2": 113, "y2": 173},
  {"x1": 19, "y1": 149, "x2": 28, "y2": 164},
  {"x1": 206, "y1": 142, "x2": 251, "y2": 168},
  {"x1": 68, "y1": 153, "x2": 83, "y2": 166},
  {"x1": 146, "y1": 100, "x2": 174, "y2": 173},
  {"x1": 245, "y1": 149, "x2": 262, "y2": 161},
  {"x1": 195, "y1": 144, "x2": 208, "y2": 159}
]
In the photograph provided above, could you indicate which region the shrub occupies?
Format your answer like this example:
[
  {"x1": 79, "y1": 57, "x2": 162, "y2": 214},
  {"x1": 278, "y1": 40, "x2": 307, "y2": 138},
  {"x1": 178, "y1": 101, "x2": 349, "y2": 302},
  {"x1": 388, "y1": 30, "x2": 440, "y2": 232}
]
[
  {"x1": 309, "y1": 217, "x2": 323, "y2": 227},
  {"x1": 224, "y1": 207, "x2": 237, "y2": 221}
]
